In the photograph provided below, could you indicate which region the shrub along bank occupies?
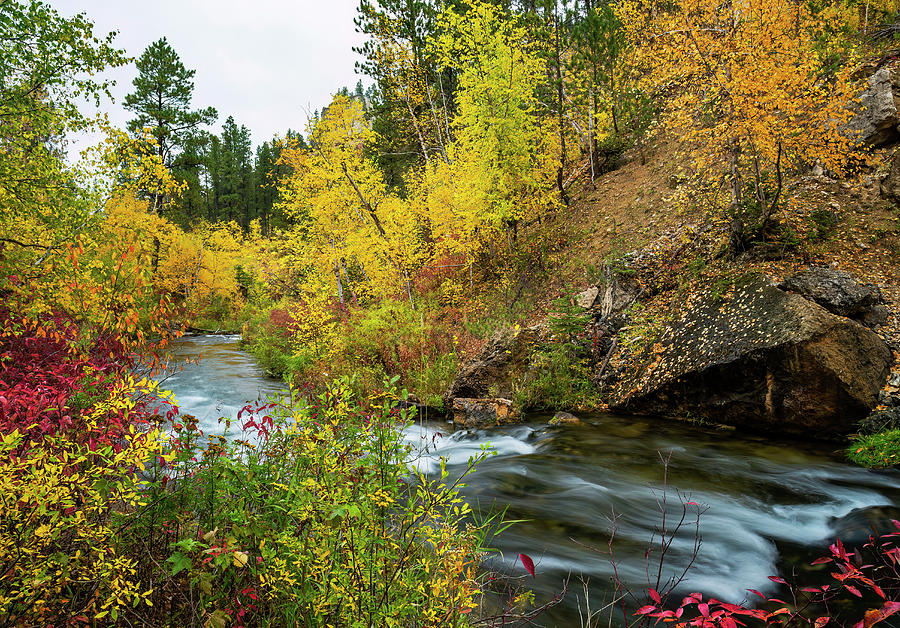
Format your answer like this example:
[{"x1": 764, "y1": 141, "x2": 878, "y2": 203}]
[{"x1": 0, "y1": 307, "x2": 499, "y2": 625}]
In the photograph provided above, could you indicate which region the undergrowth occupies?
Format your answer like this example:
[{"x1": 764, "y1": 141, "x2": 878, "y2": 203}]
[
  {"x1": 847, "y1": 429, "x2": 900, "y2": 468},
  {"x1": 124, "y1": 378, "x2": 498, "y2": 626}
]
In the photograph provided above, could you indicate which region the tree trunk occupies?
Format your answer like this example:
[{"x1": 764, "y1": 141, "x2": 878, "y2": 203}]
[{"x1": 554, "y1": 8, "x2": 569, "y2": 205}]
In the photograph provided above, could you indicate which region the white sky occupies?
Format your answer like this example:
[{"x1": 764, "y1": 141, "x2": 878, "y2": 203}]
[{"x1": 47, "y1": 0, "x2": 369, "y2": 147}]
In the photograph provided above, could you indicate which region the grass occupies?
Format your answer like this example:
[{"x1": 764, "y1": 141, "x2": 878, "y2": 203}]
[{"x1": 847, "y1": 429, "x2": 900, "y2": 468}]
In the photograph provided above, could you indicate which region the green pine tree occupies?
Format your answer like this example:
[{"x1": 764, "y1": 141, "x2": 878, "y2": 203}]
[{"x1": 124, "y1": 37, "x2": 217, "y2": 201}]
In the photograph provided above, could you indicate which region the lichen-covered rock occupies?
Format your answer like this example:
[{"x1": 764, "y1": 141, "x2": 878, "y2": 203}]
[
  {"x1": 842, "y1": 67, "x2": 900, "y2": 147},
  {"x1": 779, "y1": 266, "x2": 886, "y2": 320},
  {"x1": 576, "y1": 286, "x2": 600, "y2": 309},
  {"x1": 445, "y1": 325, "x2": 543, "y2": 402},
  {"x1": 608, "y1": 276, "x2": 893, "y2": 437},
  {"x1": 452, "y1": 398, "x2": 517, "y2": 428}
]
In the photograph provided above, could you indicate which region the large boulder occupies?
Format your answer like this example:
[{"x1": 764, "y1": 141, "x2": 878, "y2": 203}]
[
  {"x1": 778, "y1": 266, "x2": 887, "y2": 323},
  {"x1": 843, "y1": 67, "x2": 900, "y2": 147},
  {"x1": 445, "y1": 325, "x2": 543, "y2": 402},
  {"x1": 608, "y1": 276, "x2": 893, "y2": 436}
]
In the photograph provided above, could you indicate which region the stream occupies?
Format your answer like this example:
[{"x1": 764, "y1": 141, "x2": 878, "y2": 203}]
[{"x1": 160, "y1": 335, "x2": 900, "y2": 626}]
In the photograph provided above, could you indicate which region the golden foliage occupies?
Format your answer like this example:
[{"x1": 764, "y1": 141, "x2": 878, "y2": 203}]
[{"x1": 619, "y1": 0, "x2": 858, "y2": 223}]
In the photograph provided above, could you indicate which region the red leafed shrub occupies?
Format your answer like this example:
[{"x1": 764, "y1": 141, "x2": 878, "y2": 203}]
[
  {"x1": 0, "y1": 307, "x2": 149, "y2": 449},
  {"x1": 413, "y1": 252, "x2": 469, "y2": 296},
  {"x1": 267, "y1": 307, "x2": 302, "y2": 337},
  {"x1": 634, "y1": 528, "x2": 900, "y2": 628}
]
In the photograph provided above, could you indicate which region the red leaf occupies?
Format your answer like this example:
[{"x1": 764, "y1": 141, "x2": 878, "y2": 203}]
[
  {"x1": 860, "y1": 602, "x2": 900, "y2": 628},
  {"x1": 698, "y1": 603, "x2": 710, "y2": 617},
  {"x1": 845, "y1": 584, "x2": 862, "y2": 598},
  {"x1": 636, "y1": 606, "x2": 657, "y2": 616},
  {"x1": 769, "y1": 576, "x2": 787, "y2": 585},
  {"x1": 747, "y1": 589, "x2": 766, "y2": 598},
  {"x1": 814, "y1": 617, "x2": 830, "y2": 628},
  {"x1": 811, "y1": 557, "x2": 833, "y2": 565},
  {"x1": 517, "y1": 553, "x2": 535, "y2": 578},
  {"x1": 649, "y1": 588, "x2": 662, "y2": 603},
  {"x1": 721, "y1": 617, "x2": 738, "y2": 628}
]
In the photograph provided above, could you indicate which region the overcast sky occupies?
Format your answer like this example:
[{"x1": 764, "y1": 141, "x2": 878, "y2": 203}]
[{"x1": 47, "y1": 0, "x2": 369, "y2": 147}]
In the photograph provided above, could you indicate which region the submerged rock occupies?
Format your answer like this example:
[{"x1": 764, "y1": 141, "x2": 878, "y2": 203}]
[
  {"x1": 451, "y1": 398, "x2": 517, "y2": 428},
  {"x1": 608, "y1": 276, "x2": 893, "y2": 437},
  {"x1": 829, "y1": 506, "x2": 900, "y2": 548}
]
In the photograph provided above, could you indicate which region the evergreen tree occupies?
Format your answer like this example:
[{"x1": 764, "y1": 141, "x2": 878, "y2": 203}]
[
  {"x1": 202, "y1": 135, "x2": 222, "y2": 222},
  {"x1": 124, "y1": 38, "x2": 217, "y2": 177},
  {"x1": 252, "y1": 130, "x2": 304, "y2": 233},
  {"x1": 170, "y1": 131, "x2": 212, "y2": 223},
  {"x1": 252, "y1": 142, "x2": 277, "y2": 232},
  {"x1": 218, "y1": 116, "x2": 253, "y2": 227}
]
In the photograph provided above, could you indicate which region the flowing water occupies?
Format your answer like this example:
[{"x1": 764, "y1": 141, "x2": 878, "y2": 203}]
[
  {"x1": 161, "y1": 335, "x2": 900, "y2": 626},
  {"x1": 158, "y1": 334, "x2": 286, "y2": 435}
]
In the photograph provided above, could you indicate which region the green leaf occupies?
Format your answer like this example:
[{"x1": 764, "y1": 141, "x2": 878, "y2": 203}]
[
  {"x1": 199, "y1": 573, "x2": 213, "y2": 595},
  {"x1": 167, "y1": 552, "x2": 191, "y2": 576},
  {"x1": 206, "y1": 609, "x2": 229, "y2": 628}
]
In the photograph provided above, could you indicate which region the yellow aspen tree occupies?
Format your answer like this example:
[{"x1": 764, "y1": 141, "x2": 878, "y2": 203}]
[
  {"x1": 619, "y1": 0, "x2": 857, "y2": 243},
  {"x1": 277, "y1": 95, "x2": 422, "y2": 309},
  {"x1": 424, "y1": 0, "x2": 559, "y2": 260}
]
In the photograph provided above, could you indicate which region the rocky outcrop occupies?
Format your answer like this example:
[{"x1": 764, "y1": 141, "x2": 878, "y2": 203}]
[
  {"x1": 575, "y1": 286, "x2": 600, "y2": 309},
  {"x1": 881, "y1": 149, "x2": 900, "y2": 203},
  {"x1": 779, "y1": 266, "x2": 889, "y2": 327},
  {"x1": 451, "y1": 398, "x2": 516, "y2": 428},
  {"x1": 445, "y1": 325, "x2": 543, "y2": 401},
  {"x1": 608, "y1": 276, "x2": 893, "y2": 437},
  {"x1": 843, "y1": 67, "x2": 900, "y2": 147},
  {"x1": 596, "y1": 274, "x2": 643, "y2": 321},
  {"x1": 575, "y1": 273, "x2": 643, "y2": 333}
]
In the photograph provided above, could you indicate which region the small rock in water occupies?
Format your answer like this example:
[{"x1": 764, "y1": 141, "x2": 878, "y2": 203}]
[{"x1": 550, "y1": 411, "x2": 583, "y2": 426}]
